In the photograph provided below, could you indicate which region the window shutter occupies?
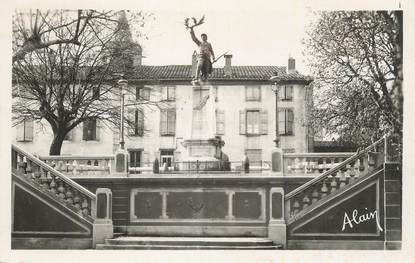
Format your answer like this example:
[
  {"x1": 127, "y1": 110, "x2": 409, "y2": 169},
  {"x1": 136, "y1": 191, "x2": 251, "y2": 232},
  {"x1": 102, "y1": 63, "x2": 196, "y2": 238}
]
[
  {"x1": 16, "y1": 122, "x2": 24, "y2": 141},
  {"x1": 137, "y1": 109, "x2": 144, "y2": 136},
  {"x1": 170, "y1": 87, "x2": 176, "y2": 100},
  {"x1": 95, "y1": 119, "x2": 100, "y2": 141},
  {"x1": 260, "y1": 110, "x2": 268, "y2": 135},
  {"x1": 127, "y1": 108, "x2": 135, "y2": 136},
  {"x1": 82, "y1": 121, "x2": 89, "y2": 140},
  {"x1": 287, "y1": 86, "x2": 293, "y2": 100},
  {"x1": 287, "y1": 109, "x2": 294, "y2": 134},
  {"x1": 239, "y1": 110, "x2": 246, "y2": 135},
  {"x1": 160, "y1": 110, "x2": 167, "y2": 135},
  {"x1": 162, "y1": 87, "x2": 167, "y2": 100},
  {"x1": 167, "y1": 110, "x2": 176, "y2": 135},
  {"x1": 257, "y1": 86, "x2": 262, "y2": 101},
  {"x1": 24, "y1": 119, "x2": 34, "y2": 141},
  {"x1": 278, "y1": 109, "x2": 285, "y2": 135},
  {"x1": 216, "y1": 109, "x2": 225, "y2": 135}
]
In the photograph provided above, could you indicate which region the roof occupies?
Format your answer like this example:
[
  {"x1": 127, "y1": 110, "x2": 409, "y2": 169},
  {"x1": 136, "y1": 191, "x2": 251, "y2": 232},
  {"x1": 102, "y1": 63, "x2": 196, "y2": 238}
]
[{"x1": 125, "y1": 65, "x2": 312, "y2": 83}]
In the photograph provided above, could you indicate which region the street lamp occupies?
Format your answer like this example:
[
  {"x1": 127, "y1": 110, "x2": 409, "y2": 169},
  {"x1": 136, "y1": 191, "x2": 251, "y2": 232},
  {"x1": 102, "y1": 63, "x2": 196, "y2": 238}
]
[
  {"x1": 117, "y1": 78, "x2": 128, "y2": 150},
  {"x1": 270, "y1": 75, "x2": 281, "y2": 148}
]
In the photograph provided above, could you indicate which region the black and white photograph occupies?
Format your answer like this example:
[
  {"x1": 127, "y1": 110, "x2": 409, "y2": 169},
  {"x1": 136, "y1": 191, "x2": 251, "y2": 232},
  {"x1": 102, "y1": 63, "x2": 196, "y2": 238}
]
[{"x1": 3, "y1": 0, "x2": 413, "y2": 261}]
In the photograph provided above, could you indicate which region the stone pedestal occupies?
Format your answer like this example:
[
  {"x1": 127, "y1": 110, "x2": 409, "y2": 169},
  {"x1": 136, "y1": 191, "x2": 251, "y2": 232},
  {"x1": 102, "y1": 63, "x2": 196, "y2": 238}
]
[
  {"x1": 270, "y1": 147, "x2": 283, "y2": 176},
  {"x1": 268, "y1": 187, "x2": 286, "y2": 248},
  {"x1": 113, "y1": 148, "x2": 129, "y2": 176},
  {"x1": 92, "y1": 188, "x2": 113, "y2": 248}
]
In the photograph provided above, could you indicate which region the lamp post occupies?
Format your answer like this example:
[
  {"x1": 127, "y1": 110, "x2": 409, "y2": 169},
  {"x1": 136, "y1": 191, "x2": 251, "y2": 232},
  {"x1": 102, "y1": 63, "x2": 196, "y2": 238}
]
[
  {"x1": 117, "y1": 78, "x2": 128, "y2": 150},
  {"x1": 269, "y1": 75, "x2": 283, "y2": 175},
  {"x1": 270, "y1": 75, "x2": 281, "y2": 148},
  {"x1": 114, "y1": 77, "x2": 129, "y2": 176}
]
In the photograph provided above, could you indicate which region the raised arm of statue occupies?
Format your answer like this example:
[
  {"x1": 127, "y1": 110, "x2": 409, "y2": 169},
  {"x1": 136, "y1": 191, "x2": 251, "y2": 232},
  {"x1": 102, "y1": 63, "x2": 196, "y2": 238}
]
[{"x1": 190, "y1": 28, "x2": 201, "y2": 46}]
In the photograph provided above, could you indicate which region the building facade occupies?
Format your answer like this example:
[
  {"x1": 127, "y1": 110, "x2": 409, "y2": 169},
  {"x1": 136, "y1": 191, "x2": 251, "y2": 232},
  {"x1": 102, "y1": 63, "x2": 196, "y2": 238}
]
[{"x1": 13, "y1": 55, "x2": 313, "y2": 169}]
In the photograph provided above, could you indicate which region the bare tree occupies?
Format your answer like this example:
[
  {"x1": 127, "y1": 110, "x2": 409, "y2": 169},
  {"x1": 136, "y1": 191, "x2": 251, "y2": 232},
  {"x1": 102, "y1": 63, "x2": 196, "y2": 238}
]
[
  {"x1": 305, "y1": 11, "x2": 403, "y2": 147},
  {"x1": 12, "y1": 9, "x2": 161, "y2": 155}
]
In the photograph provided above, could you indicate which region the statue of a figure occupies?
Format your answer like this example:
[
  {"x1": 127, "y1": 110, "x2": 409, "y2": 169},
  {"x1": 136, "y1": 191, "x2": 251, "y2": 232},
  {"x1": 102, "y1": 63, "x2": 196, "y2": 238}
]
[{"x1": 185, "y1": 17, "x2": 215, "y2": 83}]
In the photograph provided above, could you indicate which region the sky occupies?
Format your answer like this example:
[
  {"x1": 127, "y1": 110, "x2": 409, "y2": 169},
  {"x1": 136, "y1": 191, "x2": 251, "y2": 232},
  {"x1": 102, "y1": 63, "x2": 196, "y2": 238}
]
[{"x1": 130, "y1": 0, "x2": 315, "y2": 74}]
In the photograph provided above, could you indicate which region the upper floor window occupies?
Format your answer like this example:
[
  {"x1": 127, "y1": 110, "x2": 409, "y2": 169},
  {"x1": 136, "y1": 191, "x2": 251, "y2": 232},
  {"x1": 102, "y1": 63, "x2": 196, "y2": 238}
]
[
  {"x1": 128, "y1": 109, "x2": 144, "y2": 136},
  {"x1": 278, "y1": 108, "x2": 294, "y2": 135},
  {"x1": 16, "y1": 118, "x2": 34, "y2": 142},
  {"x1": 160, "y1": 109, "x2": 176, "y2": 136},
  {"x1": 245, "y1": 86, "x2": 261, "y2": 101},
  {"x1": 216, "y1": 109, "x2": 225, "y2": 135},
  {"x1": 83, "y1": 118, "x2": 99, "y2": 141},
  {"x1": 162, "y1": 86, "x2": 176, "y2": 101},
  {"x1": 280, "y1": 85, "x2": 293, "y2": 101},
  {"x1": 136, "y1": 86, "x2": 151, "y2": 101},
  {"x1": 92, "y1": 86, "x2": 100, "y2": 100},
  {"x1": 239, "y1": 109, "x2": 268, "y2": 135}
]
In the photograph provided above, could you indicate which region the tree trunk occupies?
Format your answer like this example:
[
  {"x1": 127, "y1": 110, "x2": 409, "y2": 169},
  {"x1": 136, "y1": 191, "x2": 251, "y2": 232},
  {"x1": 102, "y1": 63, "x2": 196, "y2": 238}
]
[{"x1": 49, "y1": 133, "x2": 65, "y2": 155}]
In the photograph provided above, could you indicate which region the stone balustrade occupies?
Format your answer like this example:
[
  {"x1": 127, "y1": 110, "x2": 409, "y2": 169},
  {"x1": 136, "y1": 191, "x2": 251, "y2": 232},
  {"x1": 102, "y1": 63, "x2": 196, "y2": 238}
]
[
  {"x1": 283, "y1": 153, "x2": 354, "y2": 176},
  {"x1": 284, "y1": 137, "x2": 386, "y2": 222},
  {"x1": 12, "y1": 144, "x2": 97, "y2": 219},
  {"x1": 40, "y1": 155, "x2": 114, "y2": 176}
]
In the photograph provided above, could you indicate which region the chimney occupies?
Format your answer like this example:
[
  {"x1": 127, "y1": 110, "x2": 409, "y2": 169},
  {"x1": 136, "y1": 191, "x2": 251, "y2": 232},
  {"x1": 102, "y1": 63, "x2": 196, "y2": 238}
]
[
  {"x1": 191, "y1": 51, "x2": 197, "y2": 77},
  {"x1": 224, "y1": 54, "x2": 233, "y2": 76},
  {"x1": 288, "y1": 57, "x2": 296, "y2": 73}
]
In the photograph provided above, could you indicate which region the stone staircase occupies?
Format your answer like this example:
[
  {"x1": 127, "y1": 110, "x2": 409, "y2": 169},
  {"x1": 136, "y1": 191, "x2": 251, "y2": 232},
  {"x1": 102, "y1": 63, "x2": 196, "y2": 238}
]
[{"x1": 96, "y1": 236, "x2": 282, "y2": 250}]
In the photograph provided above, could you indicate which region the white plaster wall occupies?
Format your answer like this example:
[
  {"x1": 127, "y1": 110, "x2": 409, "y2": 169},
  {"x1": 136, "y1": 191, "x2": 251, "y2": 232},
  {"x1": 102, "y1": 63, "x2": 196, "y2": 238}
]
[{"x1": 12, "y1": 83, "x2": 310, "y2": 162}]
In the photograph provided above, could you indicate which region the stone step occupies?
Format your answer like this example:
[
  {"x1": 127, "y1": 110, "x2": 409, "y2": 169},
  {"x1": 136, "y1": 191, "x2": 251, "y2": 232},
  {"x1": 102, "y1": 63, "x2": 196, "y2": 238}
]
[{"x1": 96, "y1": 237, "x2": 281, "y2": 250}]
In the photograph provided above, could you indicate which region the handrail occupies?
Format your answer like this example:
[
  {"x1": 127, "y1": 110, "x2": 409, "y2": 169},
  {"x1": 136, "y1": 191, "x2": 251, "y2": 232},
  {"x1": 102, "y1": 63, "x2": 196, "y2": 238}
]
[
  {"x1": 12, "y1": 144, "x2": 96, "y2": 200},
  {"x1": 40, "y1": 155, "x2": 114, "y2": 161},
  {"x1": 283, "y1": 152, "x2": 354, "y2": 158},
  {"x1": 285, "y1": 136, "x2": 386, "y2": 200}
]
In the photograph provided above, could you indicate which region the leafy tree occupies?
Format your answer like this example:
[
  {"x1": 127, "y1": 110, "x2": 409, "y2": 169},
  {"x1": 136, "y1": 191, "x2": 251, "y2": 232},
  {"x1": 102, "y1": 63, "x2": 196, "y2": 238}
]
[
  {"x1": 305, "y1": 11, "x2": 403, "y2": 150},
  {"x1": 12, "y1": 10, "x2": 158, "y2": 155}
]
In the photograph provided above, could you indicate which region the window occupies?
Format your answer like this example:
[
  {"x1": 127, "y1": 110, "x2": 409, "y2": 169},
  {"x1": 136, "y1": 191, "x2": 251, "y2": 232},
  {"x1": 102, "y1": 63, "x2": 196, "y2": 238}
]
[
  {"x1": 239, "y1": 109, "x2": 268, "y2": 135},
  {"x1": 280, "y1": 85, "x2": 293, "y2": 101},
  {"x1": 162, "y1": 86, "x2": 175, "y2": 101},
  {"x1": 246, "y1": 110, "x2": 260, "y2": 134},
  {"x1": 216, "y1": 109, "x2": 225, "y2": 135},
  {"x1": 83, "y1": 119, "x2": 98, "y2": 141},
  {"x1": 160, "y1": 109, "x2": 176, "y2": 136},
  {"x1": 278, "y1": 109, "x2": 294, "y2": 135},
  {"x1": 92, "y1": 86, "x2": 100, "y2": 100},
  {"x1": 160, "y1": 150, "x2": 174, "y2": 168},
  {"x1": 245, "y1": 149, "x2": 262, "y2": 166},
  {"x1": 136, "y1": 86, "x2": 151, "y2": 101},
  {"x1": 16, "y1": 118, "x2": 34, "y2": 142},
  {"x1": 129, "y1": 150, "x2": 142, "y2": 174},
  {"x1": 128, "y1": 109, "x2": 144, "y2": 136},
  {"x1": 245, "y1": 86, "x2": 261, "y2": 101}
]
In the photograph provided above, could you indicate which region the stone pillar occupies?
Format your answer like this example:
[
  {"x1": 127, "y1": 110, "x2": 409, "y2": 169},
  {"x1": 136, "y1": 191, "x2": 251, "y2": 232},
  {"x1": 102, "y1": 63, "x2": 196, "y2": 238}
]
[
  {"x1": 384, "y1": 163, "x2": 402, "y2": 250},
  {"x1": 92, "y1": 188, "x2": 113, "y2": 248},
  {"x1": 114, "y1": 149, "x2": 129, "y2": 176},
  {"x1": 271, "y1": 147, "x2": 283, "y2": 176},
  {"x1": 268, "y1": 187, "x2": 286, "y2": 248}
]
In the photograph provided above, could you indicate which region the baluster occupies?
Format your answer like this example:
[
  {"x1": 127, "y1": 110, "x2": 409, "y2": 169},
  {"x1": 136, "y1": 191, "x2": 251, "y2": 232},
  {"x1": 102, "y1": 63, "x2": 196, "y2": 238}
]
[
  {"x1": 65, "y1": 186, "x2": 74, "y2": 205},
  {"x1": 72, "y1": 160, "x2": 78, "y2": 176},
  {"x1": 322, "y1": 158, "x2": 327, "y2": 172},
  {"x1": 330, "y1": 172, "x2": 338, "y2": 192},
  {"x1": 40, "y1": 169, "x2": 49, "y2": 190},
  {"x1": 24, "y1": 159, "x2": 33, "y2": 180},
  {"x1": 57, "y1": 180, "x2": 66, "y2": 199},
  {"x1": 73, "y1": 190, "x2": 82, "y2": 212},
  {"x1": 34, "y1": 166, "x2": 42, "y2": 184},
  {"x1": 311, "y1": 188, "x2": 319, "y2": 203},
  {"x1": 349, "y1": 160, "x2": 356, "y2": 181},
  {"x1": 302, "y1": 193, "x2": 311, "y2": 209},
  {"x1": 339, "y1": 168, "x2": 347, "y2": 188},
  {"x1": 49, "y1": 175, "x2": 57, "y2": 195},
  {"x1": 320, "y1": 180, "x2": 329, "y2": 197},
  {"x1": 294, "y1": 157, "x2": 300, "y2": 173},
  {"x1": 292, "y1": 199, "x2": 300, "y2": 215},
  {"x1": 17, "y1": 154, "x2": 25, "y2": 175},
  {"x1": 81, "y1": 196, "x2": 90, "y2": 216}
]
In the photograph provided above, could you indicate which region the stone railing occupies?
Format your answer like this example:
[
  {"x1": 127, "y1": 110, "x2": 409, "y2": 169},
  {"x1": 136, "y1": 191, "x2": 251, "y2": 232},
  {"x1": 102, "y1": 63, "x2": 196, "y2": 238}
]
[
  {"x1": 284, "y1": 136, "x2": 386, "y2": 223},
  {"x1": 283, "y1": 153, "x2": 354, "y2": 176},
  {"x1": 12, "y1": 144, "x2": 97, "y2": 219},
  {"x1": 39, "y1": 155, "x2": 114, "y2": 176}
]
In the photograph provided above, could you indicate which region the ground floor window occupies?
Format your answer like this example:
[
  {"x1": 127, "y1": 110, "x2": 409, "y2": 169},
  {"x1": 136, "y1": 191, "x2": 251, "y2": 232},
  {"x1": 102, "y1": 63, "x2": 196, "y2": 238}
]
[{"x1": 160, "y1": 149, "x2": 174, "y2": 168}]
